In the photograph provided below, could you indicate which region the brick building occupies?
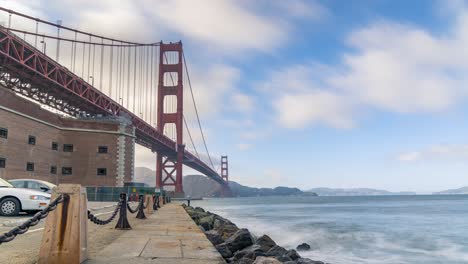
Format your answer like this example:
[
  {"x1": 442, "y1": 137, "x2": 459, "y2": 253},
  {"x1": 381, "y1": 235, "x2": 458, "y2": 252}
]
[{"x1": 0, "y1": 87, "x2": 135, "y2": 186}]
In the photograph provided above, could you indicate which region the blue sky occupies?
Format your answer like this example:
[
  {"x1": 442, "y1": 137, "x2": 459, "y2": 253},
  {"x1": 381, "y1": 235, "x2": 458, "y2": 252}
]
[{"x1": 5, "y1": 0, "x2": 468, "y2": 192}]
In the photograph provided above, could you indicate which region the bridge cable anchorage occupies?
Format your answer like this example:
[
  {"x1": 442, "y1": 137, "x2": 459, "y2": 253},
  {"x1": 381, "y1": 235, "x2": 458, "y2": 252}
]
[
  {"x1": 87, "y1": 199, "x2": 122, "y2": 225},
  {"x1": 0, "y1": 194, "x2": 66, "y2": 245},
  {"x1": 182, "y1": 51, "x2": 216, "y2": 170}
]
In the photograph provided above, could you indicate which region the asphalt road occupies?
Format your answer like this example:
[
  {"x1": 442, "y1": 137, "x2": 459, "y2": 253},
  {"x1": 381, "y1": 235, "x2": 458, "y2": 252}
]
[{"x1": 0, "y1": 201, "x2": 132, "y2": 264}]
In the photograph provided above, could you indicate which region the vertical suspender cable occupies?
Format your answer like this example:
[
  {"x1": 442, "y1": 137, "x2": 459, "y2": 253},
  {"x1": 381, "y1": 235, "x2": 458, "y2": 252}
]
[
  {"x1": 87, "y1": 36, "x2": 91, "y2": 82},
  {"x1": 99, "y1": 38, "x2": 104, "y2": 90},
  {"x1": 109, "y1": 40, "x2": 114, "y2": 98},
  {"x1": 127, "y1": 46, "x2": 131, "y2": 109},
  {"x1": 149, "y1": 45, "x2": 154, "y2": 125},
  {"x1": 81, "y1": 39, "x2": 86, "y2": 78},
  {"x1": 34, "y1": 21, "x2": 38, "y2": 48},
  {"x1": 133, "y1": 45, "x2": 137, "y2": 113},
  {"x1": 73, "y1": 32, "x2": 77, "y2": 72}
]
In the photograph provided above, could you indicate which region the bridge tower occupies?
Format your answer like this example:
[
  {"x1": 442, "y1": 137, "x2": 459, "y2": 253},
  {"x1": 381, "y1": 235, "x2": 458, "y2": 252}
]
[
  {"x1": 221, "y1": 156, "x2": 229, "y2": 182},
  {"x1": 156, "y1": 42, "x2": 185, "y2": 195}
]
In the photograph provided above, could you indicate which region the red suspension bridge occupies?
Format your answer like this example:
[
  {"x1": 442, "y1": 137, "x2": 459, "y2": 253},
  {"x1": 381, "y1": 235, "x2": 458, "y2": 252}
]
[{"x1": 0, "y1": 8, "x2": 230, "y2": 195}]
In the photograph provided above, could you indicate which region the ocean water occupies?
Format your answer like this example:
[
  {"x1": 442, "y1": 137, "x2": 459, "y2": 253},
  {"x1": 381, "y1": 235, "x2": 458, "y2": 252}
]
[{"x1": 191, "y1": 195, "x2": 468, "y2": 264}]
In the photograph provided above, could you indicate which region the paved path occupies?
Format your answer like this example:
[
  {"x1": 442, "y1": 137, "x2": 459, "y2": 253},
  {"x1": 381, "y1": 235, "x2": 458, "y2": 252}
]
[{"x1": 85, "y1": 204, "x2": 225, "y2": 264}]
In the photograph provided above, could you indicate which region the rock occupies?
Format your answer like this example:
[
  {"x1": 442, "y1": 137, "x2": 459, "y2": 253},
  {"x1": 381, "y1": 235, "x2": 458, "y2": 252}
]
[
  {"x1": 214, "y1": 217, "x2": 240, "y2": 240},
  {"x1": 276, "y1": 255, "x2": 293, "y2": 262},
  {"x1": 233, "y1": 257, "x2": 255, "y2": 264},
  {"x1": 296, "y1": 243, "x2": 311, "y2": 251},
  {"x1": 233, "y1": 245, "x2": 267, "y2": 261},
  {"x1": 286, "y1": 249, "x2": 301, "y2": 260},
  {"x1": 252, "y1": 256, "x2": 282, "y2": 264},
  {"x1": 255, "y1": 234, "x2": 276, "y2": 252},
  {"x1": 199, "y1": 214, "x2": 215, "y2": 230},
  {"x1": 216, "y1": 243, "x2": 233, "y2": 258},
  {"x1": 205, "y1": 230, "x2": 224, "y2": 245},
  {"x1": 266, "y1": 245, "x2": 288, "y2": 257},
  {"x1": 219, "y1": 228, "x2": 254, "y2": 253},
  {"x1": 295, "y1": 258, "x2": 325, "y2": 264},
  {"x1": 194, "y1": 206, "x2": 205, "y2": 212}
]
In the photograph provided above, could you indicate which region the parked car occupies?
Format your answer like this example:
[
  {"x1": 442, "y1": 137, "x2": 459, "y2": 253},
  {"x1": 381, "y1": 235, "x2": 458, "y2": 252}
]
[
  {"x1": 9, "y1": 179, "x2": 57, "y2": 194},
  {"x1": 0, "y1": 178, "x2": 51, "y2": 216}
]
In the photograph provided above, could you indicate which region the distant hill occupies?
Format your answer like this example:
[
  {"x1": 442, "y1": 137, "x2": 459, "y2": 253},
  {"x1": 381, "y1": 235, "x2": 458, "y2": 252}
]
[
  {"x1": 134, "y1": 167, "x2": 317, "y2": 198},
  {"x1": 306, "y1": 187, "x2": 416, "y2": 196},
  {"x1": 434, "y1": 186, "x2": 468, "y2": 195}
]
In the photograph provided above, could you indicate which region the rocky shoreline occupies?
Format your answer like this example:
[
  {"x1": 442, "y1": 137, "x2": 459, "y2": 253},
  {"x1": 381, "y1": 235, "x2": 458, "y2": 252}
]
[{"x1": 183, "y1": 204, "x2": 329, "y2": 264}]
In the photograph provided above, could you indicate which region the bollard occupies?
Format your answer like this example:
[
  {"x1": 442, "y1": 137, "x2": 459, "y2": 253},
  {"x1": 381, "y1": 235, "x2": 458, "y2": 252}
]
[
  {"x1": 162, "y1": 195, "x2": 166, "y2": 205},
  {"x1": 38, "y1": 184, "x2": 88, "y2": 264},
  {"x1": 144, "y1": 194, "x2": 153, "y2": 215},
  {"x1": 115, "y1": 193, "x2": 131, "y2": 230},
  {"x1": 158, "y1": 195, "x2": 163, "y2": 207},
  {"x1": 136, "y1": 195, "x2": 146, "y2": 219},
  {"x1": 152, "y1": 194, "x2": 158, "y2": 211},
  {"x1": 157, "y1": 195, "x2": 161, "y2": 208}
]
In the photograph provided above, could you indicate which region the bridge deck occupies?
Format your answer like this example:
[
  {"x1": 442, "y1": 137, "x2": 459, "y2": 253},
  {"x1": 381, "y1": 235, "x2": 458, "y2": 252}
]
[{"x1": 85, "y1": 204, "x2": 225, "y2": 264}]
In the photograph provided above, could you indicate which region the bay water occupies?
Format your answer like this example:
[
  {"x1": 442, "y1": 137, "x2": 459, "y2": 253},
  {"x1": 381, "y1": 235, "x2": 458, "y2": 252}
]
[{"x1": 191, "y1": 195, "x2": 468, "y2": 264}]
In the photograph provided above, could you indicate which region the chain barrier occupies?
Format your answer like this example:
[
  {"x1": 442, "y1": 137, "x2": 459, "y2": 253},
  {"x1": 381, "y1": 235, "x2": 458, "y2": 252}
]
[
  {"x1": 136, "y1": 195, "x2": 146, "y2": 219},
  {"x1": 0, "y1": 194, "x2": 66, "y2": 245},
  {"x1": 87, "y1": 200, "x2": 121, "y2": 225},
  {"x1": 127, "y1": 201, "x2": 139, "y2": 214},
  {"x1": 153, "y1": 195, "x2": 159, "y2": 211}
]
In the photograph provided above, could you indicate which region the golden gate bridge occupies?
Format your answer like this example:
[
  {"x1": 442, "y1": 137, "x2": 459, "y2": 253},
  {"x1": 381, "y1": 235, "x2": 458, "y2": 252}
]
[{"x1": 0, "y1": 7, "x2": 230, "y2": 196}]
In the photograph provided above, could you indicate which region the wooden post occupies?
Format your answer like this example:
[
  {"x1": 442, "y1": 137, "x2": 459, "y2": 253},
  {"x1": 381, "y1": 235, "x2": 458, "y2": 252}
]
[
  {"x1": 159, "y1": 195, "x2": 164, "y2": 207},
  {"x1": 144, "y1": 194, "x2": 153, "y2": 215},
  {"x1": 38, "y1": 184, "x2": 88, "y2": 264}
]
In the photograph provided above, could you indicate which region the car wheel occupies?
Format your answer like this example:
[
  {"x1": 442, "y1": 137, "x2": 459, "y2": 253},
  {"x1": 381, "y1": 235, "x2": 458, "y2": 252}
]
[{"x1": 0, "y1": 198, "x2": 21, "y2": 216}]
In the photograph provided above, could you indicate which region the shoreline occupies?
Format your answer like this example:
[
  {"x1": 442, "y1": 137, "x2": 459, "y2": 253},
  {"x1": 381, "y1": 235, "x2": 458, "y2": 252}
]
[{"x1": 182, "y1": 204, "x2": 329, "y2": 264}]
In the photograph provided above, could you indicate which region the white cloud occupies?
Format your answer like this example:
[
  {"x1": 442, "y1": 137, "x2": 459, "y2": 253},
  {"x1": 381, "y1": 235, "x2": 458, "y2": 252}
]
[
  {"x1": 237, "y1": 143, "x2": 252, "y2": 151},
  {"x1": 398, "y1": 144, "x2": 468, "y2": 162},
  {"x1": 397, "y1": 151, "x2": 422, "y2": 162},
  {"x1": 260, "y1": 6, "x2": 468, "y2": 129},
  {"x1": 274, "y1": 91, "x2": 355, "y2": 129},
  {"x1": 231, "y1": 93, "x2": 254, "y2": 113}
]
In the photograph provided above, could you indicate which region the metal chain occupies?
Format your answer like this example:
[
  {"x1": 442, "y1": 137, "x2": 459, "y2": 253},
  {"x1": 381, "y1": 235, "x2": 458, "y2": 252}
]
[
  {"x1": 87, "y1": 201, "x2": 121, "y2": 225},
  {"x1": 127, "y1": 202, "x2": 139, "y2": 214},
  {"x1": 0, "y1": 194, "x2": 65, "y2": 245}
]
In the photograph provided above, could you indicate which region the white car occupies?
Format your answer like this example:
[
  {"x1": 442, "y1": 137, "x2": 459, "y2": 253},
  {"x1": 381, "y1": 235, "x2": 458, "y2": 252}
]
[
  {"x1": 9, "y1": 179, "x2": 57, "y2": 194},
  {"x1": 0, "y1": 178, "x2": 51, "y2": 216}
]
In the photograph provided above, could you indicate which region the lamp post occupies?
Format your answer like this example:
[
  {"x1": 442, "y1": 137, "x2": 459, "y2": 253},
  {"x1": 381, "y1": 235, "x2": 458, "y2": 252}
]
[
  {"x1": 40, "y1": 40, "x2": 47, "y2": 54},
  {"x1": 56, "y1": 20, "x2": 62, "y2": 62}
]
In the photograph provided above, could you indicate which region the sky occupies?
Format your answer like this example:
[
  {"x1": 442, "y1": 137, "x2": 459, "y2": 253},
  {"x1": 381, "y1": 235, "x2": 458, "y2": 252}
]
[{"x1": 3, "y1": 0, "x2": 468, "y2": 192}]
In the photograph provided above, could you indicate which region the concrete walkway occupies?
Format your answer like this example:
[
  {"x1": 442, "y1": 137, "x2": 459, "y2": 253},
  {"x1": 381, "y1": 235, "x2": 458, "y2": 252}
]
[{"x1": 85, "y1": 204, "x2": 225, "y2": 264}]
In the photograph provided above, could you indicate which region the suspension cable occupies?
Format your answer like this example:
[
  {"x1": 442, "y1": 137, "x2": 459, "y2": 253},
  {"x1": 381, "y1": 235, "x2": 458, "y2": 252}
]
[{"x1": 181, "y1": 52, "x2": 215, "y2": 169}]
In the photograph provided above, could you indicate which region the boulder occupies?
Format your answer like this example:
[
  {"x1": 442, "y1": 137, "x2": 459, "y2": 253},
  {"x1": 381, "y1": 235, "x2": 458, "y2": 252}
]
[
  {"x1": 285, "y1": 249, "x2": 301, "y2": 260},
  {"x1": 266, "y1": 245, "x2": 288, "y2": 257},
  {"x1": 295, "y1": 259, "x2": 325, "y2": 264},
  {"x1": 233, "y1": 257, "x2": 255, "y2": 264},
  {"x1": 214, "y1": 217, "x2": 240, "y2": 239},
  {"x1": 219, "y1": 228, "x2": 254, "y2": 253},
  {"x1": 233, "y1": 245, "x2": 267, "y2": 261},
  {"x1": 199, "y1": 214, "x2": 215, "y2": 230},
  {"x1": 255, "y1": 235, "x2": 276, "y2": 252},
  {"x1": 216, "y1": 243, "x2": 233, "y2": 258},
  {"x1": 205, "y1": 230, "x2": 224, "y2": 245},
  {"x1": 276, "y1": 255, "x2": 293, "y2": 262},
  {"x1": 252, "y1": 256, "x2": 282, "y2": 264},
  {"x1": 194, "y1": 206, "x2": 205, "y2": 212},
  {"x1": 296, "y1": 243, "x2": 311, "y2": 251}
]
